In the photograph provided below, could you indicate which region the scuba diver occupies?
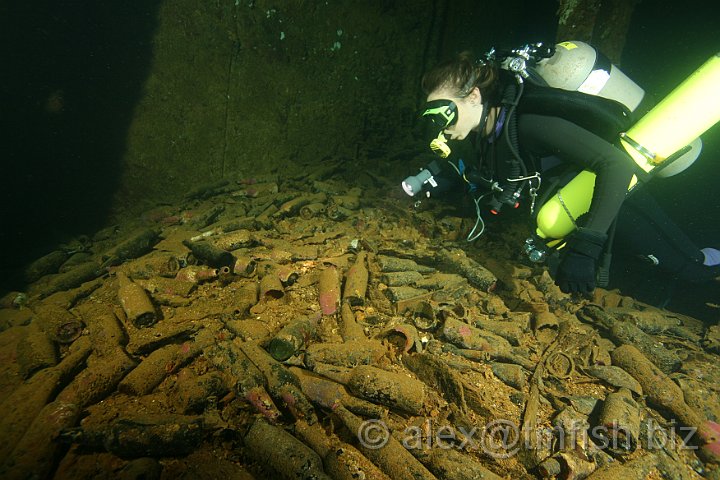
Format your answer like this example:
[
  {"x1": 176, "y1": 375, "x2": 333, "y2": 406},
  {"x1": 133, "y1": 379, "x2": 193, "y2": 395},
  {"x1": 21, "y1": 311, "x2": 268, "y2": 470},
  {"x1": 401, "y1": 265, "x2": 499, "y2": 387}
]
[{"x1": 402, "y1": 42, "x2": 720, "y2": 295}]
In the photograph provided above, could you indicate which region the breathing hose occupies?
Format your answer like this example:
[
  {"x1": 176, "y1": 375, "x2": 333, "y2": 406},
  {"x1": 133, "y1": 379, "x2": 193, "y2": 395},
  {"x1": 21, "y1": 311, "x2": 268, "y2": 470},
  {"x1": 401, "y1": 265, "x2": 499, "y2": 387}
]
[{"x1": 495, "y1": 81, "x2": 528, "y2": 210}]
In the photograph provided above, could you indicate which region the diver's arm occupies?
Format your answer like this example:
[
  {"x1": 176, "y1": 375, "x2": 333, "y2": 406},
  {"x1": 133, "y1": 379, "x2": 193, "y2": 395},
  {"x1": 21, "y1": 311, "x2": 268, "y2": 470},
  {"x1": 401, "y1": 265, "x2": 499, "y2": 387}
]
[{"x1": 519, "y1": 114, "x2": 635, "y2": 233}]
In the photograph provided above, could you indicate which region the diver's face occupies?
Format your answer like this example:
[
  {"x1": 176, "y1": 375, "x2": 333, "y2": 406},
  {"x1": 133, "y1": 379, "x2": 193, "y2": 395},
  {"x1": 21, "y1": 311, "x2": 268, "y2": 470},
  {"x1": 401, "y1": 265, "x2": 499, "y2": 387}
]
[{"x1": 426, "y1": 86, "x2": 484, "y2": 140}]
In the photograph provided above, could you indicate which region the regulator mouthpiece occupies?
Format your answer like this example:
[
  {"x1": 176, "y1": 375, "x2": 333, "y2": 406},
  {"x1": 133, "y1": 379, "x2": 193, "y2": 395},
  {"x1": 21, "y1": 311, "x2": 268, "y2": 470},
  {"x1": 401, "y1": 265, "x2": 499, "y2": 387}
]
[{"x1": 420, "y1": 99, "x2": 457, "y2": 157}]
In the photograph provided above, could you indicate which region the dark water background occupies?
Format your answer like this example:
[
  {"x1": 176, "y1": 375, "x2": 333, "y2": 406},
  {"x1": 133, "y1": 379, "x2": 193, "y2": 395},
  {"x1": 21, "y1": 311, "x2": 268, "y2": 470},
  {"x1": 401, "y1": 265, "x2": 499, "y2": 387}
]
[{"x1": 1, "y1": 2, "x2": 163, "y2": 270}]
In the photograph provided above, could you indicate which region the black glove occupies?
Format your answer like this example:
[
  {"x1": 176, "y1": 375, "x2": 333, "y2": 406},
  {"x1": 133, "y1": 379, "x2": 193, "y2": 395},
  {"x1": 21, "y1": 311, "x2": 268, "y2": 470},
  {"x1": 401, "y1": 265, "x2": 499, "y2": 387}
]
[{"x1": 554, "y1": 228, "x2": 607, "y2": 294}]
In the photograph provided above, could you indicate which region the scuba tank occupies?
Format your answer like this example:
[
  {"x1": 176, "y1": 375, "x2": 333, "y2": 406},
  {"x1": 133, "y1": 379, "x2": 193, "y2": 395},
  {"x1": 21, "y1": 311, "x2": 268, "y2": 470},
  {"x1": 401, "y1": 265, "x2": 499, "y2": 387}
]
[
  {"x1": 527, "y1": 43, "x2": 718, "y2": 258},
  {"x1": 534, "y1": 41, "x2": 645, "y2": 112}
]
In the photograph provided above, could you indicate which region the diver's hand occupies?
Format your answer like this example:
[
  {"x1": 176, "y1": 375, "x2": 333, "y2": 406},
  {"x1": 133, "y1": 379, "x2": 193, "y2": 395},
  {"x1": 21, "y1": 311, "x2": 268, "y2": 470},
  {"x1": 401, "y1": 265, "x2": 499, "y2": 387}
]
[
  {"x1": 555, "y1": 251, "x2": 598, "y2": 294},
  {"x1": 554, "y1": 228, "x2": 607, "y2": 295}
]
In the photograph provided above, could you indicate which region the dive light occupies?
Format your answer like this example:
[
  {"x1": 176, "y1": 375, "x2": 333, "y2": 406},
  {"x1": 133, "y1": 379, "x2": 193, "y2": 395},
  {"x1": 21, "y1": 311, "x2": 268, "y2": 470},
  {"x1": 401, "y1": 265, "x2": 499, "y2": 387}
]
[
  {"x1": 401, "y1": 160, "x2": 443, "y2": 197},
  {"x1": 402, "y1": 169, "x2": 436, "y2": 197}
]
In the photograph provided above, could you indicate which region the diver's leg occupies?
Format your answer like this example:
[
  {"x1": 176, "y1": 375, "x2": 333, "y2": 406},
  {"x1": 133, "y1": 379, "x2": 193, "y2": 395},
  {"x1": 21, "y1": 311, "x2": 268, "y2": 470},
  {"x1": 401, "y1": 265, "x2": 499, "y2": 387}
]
[{"x1": 614, "y1": 189, "x2": 720, "y2": 282}]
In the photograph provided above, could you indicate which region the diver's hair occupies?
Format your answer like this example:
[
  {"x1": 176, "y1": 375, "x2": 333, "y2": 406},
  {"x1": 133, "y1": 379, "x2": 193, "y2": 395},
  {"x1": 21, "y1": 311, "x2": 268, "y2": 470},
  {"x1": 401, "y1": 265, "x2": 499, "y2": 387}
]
[{"x1": 422, "y1": 51, "x2": 500, "y2": 103}]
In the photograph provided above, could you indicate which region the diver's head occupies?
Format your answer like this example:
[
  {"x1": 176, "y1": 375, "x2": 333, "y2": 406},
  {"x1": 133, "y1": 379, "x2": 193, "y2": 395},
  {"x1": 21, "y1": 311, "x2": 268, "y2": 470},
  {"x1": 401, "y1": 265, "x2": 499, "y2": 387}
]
[{"x1": 421, "y1": 51, "x2": 500, "y2": 142}]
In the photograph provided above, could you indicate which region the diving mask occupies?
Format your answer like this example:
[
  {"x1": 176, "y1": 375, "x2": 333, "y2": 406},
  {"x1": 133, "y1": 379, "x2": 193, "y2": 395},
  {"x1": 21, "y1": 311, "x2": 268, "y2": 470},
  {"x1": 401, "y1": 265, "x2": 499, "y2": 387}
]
[{"x1": 420, "y1": 99, "x2": 458, "y2": 158}]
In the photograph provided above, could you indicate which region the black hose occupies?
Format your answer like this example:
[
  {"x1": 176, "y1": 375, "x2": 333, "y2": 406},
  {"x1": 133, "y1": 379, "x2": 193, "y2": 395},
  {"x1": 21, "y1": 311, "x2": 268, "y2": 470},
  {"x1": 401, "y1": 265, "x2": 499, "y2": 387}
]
[
  {"x1": 525, "y1": 67, "x2": 549, "y2": 87},
  {"x1": 496, "y1": 81, "x2": 528, "y2": 207},
  {"x1": 596, "y1": 219, "x2": 616, "y2": 287}
]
